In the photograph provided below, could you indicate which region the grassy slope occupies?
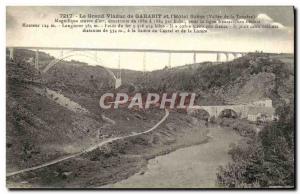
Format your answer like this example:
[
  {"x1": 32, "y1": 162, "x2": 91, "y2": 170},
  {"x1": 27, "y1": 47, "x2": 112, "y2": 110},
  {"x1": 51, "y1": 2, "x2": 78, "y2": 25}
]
[{"x1": 6, "y1": 62, "x2": 105, "y2": 171}]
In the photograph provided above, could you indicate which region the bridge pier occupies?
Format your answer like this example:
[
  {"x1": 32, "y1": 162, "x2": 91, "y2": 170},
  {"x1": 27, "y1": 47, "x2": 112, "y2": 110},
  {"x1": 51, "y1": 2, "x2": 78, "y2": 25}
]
[
  {"x1": 60, "y1": 49, "x2": 64, "y2": 58},
  {"x1": 143, "y1": 52, "x2": 146, "y2": 73},
  {"x1": 225, "y1": 53, "x2": 229, "y2": 62},
  {"x1": 193, "y1": 53, "x2": 196, "y2": 64},
  {"x1": 241, "y1": 105, "x2": 248, "y2": 118},
  {"x1": 35, "y1": 49, "x2": 39, "y2": 70},
  {"x1": 216, "y1": 53, "x2": 221, "y2": 62},
  {"x1": 232, "y1": 53, "x2": 238, "y2": 59},
  {"x1": 115, "y1": 78, "x2": 122, "y2": 89},
  {"x1": 168, "y1": 53, "x2": 172, "y2": 68},
  {"x1": 94, "y1": 51, "x2": 98, "y2": 62}
]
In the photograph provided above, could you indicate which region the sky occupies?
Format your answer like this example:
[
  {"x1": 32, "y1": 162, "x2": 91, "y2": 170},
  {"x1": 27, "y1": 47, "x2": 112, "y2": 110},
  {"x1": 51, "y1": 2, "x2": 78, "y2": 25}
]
[{"x1": 6, "y1": 6, "x2": 294, "y2": 71}]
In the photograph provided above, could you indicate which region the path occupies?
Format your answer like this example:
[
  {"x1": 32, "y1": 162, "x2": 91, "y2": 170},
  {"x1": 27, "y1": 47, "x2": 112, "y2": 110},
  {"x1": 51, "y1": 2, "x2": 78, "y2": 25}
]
[{"x1": 7, "y1": 109, "x2": 169, "y2": 177}]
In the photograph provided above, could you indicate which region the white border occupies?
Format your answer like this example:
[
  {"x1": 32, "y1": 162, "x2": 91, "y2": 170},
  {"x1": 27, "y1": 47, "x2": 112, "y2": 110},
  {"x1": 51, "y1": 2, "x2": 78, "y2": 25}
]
[{"x1": 2, "y1": 0, "x2": 297, "y2": 6}]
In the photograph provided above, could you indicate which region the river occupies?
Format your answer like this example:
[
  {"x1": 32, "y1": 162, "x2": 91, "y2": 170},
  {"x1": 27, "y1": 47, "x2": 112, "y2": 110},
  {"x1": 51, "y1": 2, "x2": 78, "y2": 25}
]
[{"x1": 103, "y1": 126, "x2": 242, "y2": 188}]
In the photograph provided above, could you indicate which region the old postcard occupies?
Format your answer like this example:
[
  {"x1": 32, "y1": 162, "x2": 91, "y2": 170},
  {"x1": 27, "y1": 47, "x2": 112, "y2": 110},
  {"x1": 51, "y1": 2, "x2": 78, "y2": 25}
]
[{"x1": 6, "y1": 6, "x2": 295, "y2": 189}]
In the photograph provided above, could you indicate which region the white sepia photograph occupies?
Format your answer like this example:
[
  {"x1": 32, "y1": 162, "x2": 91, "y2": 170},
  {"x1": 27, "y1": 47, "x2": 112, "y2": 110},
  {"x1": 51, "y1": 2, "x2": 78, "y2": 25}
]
[{"x1": 5, "y1": 6, "x2": 295, "y2": 189}]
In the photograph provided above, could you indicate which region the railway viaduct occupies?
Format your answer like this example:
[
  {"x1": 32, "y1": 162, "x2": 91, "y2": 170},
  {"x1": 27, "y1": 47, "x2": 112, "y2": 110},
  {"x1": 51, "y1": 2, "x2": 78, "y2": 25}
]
[{"x1": 7, "y1": 46, "x2": 248, "y2": 89}]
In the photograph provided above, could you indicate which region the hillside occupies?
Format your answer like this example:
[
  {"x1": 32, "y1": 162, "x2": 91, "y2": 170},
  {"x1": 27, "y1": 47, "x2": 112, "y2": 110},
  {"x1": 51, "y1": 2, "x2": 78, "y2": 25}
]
[
  {"x1": 6, "y1": 49, "x2": 294, "y2": 188},
  {"x1": 133, "y1": 53, "x2": 294, "y2": 107},
  {"x1": 10, "y1": 49, "x2": 294, "y2": 109},
  {"x1": 7, "y1": 54, "x2": 211, "y2": 187},
  {"x1": 6, "y1": 61, "x2": 105, "y2": 171}
]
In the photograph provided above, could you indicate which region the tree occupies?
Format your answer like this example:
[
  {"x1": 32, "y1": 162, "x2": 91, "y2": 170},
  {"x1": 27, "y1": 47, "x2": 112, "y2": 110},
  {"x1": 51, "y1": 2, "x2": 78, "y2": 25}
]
[{"x1": 217, "y1": 103, "x2": 294, "y2": 188}]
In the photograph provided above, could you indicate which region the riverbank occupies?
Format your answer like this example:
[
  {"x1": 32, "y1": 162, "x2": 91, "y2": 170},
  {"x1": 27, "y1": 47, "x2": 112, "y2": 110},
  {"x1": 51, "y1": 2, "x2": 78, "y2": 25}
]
[
  {"x1": 103, "y1": 126, "x2": 242, "y2": 188},
  {"x1": 7, "y1": 112, "x2": 210, "y2": 188}
]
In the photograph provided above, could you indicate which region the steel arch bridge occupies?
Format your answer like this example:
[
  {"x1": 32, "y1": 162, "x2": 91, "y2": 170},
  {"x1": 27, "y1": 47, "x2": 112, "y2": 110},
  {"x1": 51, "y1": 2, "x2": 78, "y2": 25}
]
[{"x1": 6, "y1": 46, "x2": 255, "y2": 89}]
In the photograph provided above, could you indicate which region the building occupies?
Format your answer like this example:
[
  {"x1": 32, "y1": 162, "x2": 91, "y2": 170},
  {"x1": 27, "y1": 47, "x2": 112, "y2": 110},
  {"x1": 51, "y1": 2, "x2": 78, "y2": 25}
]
[
  {"x1": 249, "y1": 98, "x2": 273, "y2": 107},
  {"x1": 247, "y1": 106, "x2": 277, "y2": 122}
]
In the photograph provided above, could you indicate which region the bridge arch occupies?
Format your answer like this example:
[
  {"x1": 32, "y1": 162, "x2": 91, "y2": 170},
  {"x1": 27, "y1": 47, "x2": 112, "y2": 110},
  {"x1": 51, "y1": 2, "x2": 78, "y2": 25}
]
[
  {"x1": 190, "y1": 109, "x2": 210, "y2": 121},
  {"x1": 42, "y1": 51, "x2": 121, "y2": 88}
]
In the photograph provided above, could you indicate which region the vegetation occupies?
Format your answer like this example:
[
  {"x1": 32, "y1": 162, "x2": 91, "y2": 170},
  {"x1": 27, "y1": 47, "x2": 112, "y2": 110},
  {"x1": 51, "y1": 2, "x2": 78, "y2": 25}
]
[
  {"x1": 216, "y1": 102, "x2": 294, "y2": 188},
  {"x1": 7, "y1": 49, "x2": 294, "y2": 188},
  {"x1": 218, "y1": 118, "x2": 257, "y2": 138}
]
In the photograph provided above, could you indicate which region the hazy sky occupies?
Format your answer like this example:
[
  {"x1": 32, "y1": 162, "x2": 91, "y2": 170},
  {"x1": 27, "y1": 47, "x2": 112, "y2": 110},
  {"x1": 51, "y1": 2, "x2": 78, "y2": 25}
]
[{"x1": 6, "y1": 6, "x2": 294, "y2": 71}]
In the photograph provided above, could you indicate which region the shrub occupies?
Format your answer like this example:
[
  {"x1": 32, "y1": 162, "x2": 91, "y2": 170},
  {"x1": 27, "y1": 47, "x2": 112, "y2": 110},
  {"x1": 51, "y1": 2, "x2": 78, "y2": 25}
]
[{"x1": 216, "y1": 104, "x2": 294, "y2": 188}]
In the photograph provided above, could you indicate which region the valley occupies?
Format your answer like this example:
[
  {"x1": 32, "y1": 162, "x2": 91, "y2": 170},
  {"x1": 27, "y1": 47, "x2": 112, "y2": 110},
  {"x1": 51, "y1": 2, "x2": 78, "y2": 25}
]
[{"x1": 6, "y1": 49, "x2": 294, "y2": 188}]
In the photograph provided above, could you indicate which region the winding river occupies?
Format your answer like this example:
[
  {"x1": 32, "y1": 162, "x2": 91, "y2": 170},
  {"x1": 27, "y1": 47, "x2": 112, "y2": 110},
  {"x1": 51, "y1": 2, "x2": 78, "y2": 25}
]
[{"x1": 104, "y1": 126, "x2": 242, "y2": 188}]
